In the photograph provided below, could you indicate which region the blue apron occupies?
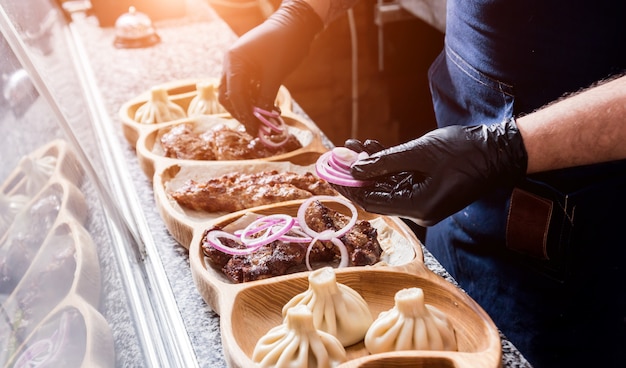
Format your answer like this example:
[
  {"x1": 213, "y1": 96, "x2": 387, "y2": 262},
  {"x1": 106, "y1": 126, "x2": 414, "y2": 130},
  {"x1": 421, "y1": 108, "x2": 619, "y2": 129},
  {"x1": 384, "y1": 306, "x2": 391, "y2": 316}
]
[{"x1": 425, "y1": 1, "x2": 626, "y2": 366}]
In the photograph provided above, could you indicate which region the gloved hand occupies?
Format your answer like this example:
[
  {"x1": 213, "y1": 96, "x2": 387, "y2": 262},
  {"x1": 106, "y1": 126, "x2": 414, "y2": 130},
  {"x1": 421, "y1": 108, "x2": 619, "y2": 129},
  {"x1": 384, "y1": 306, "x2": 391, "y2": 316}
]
[
  {"x1": 218, "y1": 0, "x2": 323, "y2": 134},
  {"x1": 344, "y1": 138, "x2": 386, "y2": 155},
  {"x1": 338, "y1": 119, "x2": 528, "y2": 226}
]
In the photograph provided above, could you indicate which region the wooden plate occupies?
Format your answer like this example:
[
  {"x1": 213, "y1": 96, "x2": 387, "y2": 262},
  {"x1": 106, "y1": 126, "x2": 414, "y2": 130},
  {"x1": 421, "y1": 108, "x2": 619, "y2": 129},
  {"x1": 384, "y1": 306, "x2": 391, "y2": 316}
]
[
  {"x1": 120, "y1": 80, "x2": 502, "y2": 367},
  {"x1": 0, "y1": 218, "x2": 102, "y2": 337},
  {"x1": 188, "y1": 202, "x2": 502, "y2": 368},
  {"x1": 1, "y1": 139, "x2": 83, "y2": 238},
  {"x1": 5, "y1": 296, "x2": 115, "y2": 368},
  {"x1": 153, "y1": 161, "x2": 342, "y2": 248},
  {"x1": 0, "y1": 139, "x2": 83, "y2": 198},
  {"x1": 0, "y1": 177, "x2": 88, "y2": 252},
  {"x1": 0, "y1": 141, "x2": 111, "y2": 367},
  {"x1": 135, "y1": 113, "x2": 326, "y2": 178},
  {"x1": 119, "y1": 78, "x2": 293, "y2": 148}
]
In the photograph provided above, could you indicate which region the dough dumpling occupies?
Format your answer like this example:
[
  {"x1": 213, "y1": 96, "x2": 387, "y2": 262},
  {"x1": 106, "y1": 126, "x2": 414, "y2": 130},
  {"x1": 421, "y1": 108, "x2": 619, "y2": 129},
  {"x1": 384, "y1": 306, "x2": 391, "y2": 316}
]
[
  {"x1": 187, "y1": 82, "x2": 226, "y2": 116},
  {"x1": 282, "y1": 267, "x2": 373, "y2": 346},
  {"x1": 134, "y1": 87, "x2": 186, "y2": 124},
  {"x1": 253, "y1": 305, "x2": 347, "y2": 368},
  {"x1": 364, "y1": 287, "x2": 457, "y2": 353}
]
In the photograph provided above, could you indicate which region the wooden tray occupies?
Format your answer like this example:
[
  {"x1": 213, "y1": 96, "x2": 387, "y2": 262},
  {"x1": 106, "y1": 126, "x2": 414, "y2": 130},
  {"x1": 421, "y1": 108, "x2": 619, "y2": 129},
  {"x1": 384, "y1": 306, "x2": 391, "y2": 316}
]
[
  {"x1": 188, "y1": 201, "x2": 502, "y2": 368},
  {"x1": 0, "y1": 176, "x2": 88, "y2": 253},
  {"x1": 0, "y1": 141, "x2": 113, "y2": 367},
  {"x1": 153, "y1": 161, "x2": 344, "y2": 248},
  {"x1": 135, "y1": 113, "x2": 327, "y2": 178},
  {"x1": 5, "y1": 296, "x2": 115, "y2": 368},
  {"x1": 120, "y1": 80, "x2": 502, "y2": 367},
  {"x1": 120, "y1": 79, "x2": 327, "y2": 179},
  {"x1": 0, "y1": 139, "x2": 83, "y2": 238},
  {"x1": 0, "y1": 218, "x2": 102, "y2": 346},
  {"x1": 119, "y1": 78, "x2": 294, "y2": 148},
  {"x1": 0, "y1": 139, "x2": 83, "y2": 198}
]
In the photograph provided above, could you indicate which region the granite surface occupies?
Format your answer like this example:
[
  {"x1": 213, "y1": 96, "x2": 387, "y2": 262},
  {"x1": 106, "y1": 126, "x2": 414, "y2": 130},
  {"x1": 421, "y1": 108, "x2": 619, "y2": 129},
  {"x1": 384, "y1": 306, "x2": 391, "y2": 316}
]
[{"x1": 70, "y1": 1, "x2": 531, "y2": 367}]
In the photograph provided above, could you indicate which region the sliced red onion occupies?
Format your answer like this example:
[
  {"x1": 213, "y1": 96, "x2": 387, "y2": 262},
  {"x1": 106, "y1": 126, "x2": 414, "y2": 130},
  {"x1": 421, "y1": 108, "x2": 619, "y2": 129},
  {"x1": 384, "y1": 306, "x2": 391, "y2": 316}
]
[
  {"x1": 316, "y1": 150, "x2": 369, "y2": 187},
  {"x1": 331, "y1": 146, "x2": 359, "y2": 168},
  {"x1": 205, "y1": 196, "x2": 359, "y2": 269},
  {"x1": 278, "y1": 226, "x2": 313, "y2": 243},
  {"x1": 304, "y1": 236, "x2": 349, "y2": 271},
  {"x1": 205, "y1": 230, "x2": 264, "y2": 255},
  {"x1": 253, "y1": 106, "x2": 292, "y2": 148},
  {"x1": 258, "y1": 125, "x2": 291, "y2": 148},
  {"x1": 253, "y1": 107, "x2": 285, "y2": 132},
  {"x1": 240, "y1": 214, "x2": 295, "y2": 247},
  {"x1": 332, "y1": 237, "x2": 349, "y2": 268},
  {"x1": 13, "y1": 310, "x2": 71, "y2": 368},
  {"x1": 297, "y1": 195, "x2": 358, "y2": 241},
  {"x1": 305, "y1": 235, "x2": 321, "y2": 271}
]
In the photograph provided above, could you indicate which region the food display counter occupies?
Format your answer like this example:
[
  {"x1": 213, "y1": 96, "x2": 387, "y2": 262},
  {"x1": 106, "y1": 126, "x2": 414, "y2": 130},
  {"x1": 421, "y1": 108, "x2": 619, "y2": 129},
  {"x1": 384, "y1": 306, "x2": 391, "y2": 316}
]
[{"x1": 0, "y1": 0, "x2": 531, "y2": 366}]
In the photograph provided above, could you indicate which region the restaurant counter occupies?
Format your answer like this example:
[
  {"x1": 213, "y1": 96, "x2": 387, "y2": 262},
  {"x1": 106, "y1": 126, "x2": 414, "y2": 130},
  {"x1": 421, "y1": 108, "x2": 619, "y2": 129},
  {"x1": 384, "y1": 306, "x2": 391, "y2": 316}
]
[{"x1": 65, "y1": 2, "x2": 531, "y2": 367}]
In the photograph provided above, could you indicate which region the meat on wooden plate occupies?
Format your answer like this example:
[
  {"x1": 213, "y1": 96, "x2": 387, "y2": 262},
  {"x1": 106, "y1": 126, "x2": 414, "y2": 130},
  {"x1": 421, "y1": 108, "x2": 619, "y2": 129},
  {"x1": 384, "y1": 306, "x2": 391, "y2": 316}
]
[
  {"x1": 202, "y1": 200, "x2": 383, "y2": 283},
  {"x1": 160, "y1": 122, "x2": 302, "y2": 160},
  {"x1": 169, "y1": 170, "x2": 338, "y2": 213}
]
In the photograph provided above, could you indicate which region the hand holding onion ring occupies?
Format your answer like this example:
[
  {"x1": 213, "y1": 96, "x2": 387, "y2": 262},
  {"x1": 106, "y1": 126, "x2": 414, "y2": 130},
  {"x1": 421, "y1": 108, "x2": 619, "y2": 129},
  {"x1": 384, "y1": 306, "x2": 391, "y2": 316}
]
[
  {"x1": 253, "y1": 106, "x2": 291, "y2": 148},
  {"x1": 315, "y1": 147, "x2": 371, "y2": 187}
]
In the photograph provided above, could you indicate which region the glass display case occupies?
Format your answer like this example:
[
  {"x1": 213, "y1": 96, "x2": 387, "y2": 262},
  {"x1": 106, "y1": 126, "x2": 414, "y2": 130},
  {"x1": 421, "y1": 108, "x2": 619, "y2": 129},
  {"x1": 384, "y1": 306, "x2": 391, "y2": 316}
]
[{"x1": 0, "y1": 1, "x2": 199, "y2": 366}]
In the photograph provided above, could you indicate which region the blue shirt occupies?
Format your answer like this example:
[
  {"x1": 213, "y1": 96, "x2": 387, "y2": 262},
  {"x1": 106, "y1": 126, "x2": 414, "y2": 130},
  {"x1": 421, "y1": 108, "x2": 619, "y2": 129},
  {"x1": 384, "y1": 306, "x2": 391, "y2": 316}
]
[{"x1": 426, "y1": 1, "x2": 626, "y2": 366}]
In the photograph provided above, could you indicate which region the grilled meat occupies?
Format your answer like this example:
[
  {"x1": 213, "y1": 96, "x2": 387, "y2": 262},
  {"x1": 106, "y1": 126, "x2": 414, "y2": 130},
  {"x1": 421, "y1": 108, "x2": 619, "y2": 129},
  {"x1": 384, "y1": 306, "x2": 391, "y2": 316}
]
[
  {"x1": 160, "y1": 122, "x2": 302, "y2": 160},
  {"x1": 169, "y1": 170, "x2": 338, "y2": 213},
  {"x1": 160, "y1": 123, "x2": 216, "y2": 160},
  {"x1": 202, "y1": 200, "x2": 382, "y2": 283}
]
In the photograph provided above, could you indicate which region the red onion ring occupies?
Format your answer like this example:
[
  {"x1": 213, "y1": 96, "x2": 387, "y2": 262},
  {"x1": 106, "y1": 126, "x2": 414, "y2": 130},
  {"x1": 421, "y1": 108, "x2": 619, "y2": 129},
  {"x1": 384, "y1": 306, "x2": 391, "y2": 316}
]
[
  {"x1": 316, "y1": 150, "x2": 370, "y2": 187},
  {"x1": 297, "y1": 195, "x2": 358, "y2": 240},
  {"x1": 278, "y1": 226, "x2": 313, "y2": 243},
  {"x1": 304, "y1": 235, "x2": 322, "y2": 271},
  {"x1": 253, "y1": 107, "x2": 284, "y2": 132},
  {"x1": 204, "y1": 196, "x2": 359, "y2": 269},
  {"x1": 253, "y1": 106, "x2": 292, "y2": 148},
  {"x1": 330, "y1": 146, "x2": 358, "y2": 169},
  {"x1": 240, "y1": 214, "x2": 295, "y2": 246},
  {"x1": 205, "y1": 230, "x2": 264, "y2": 255},
  {"x1": 304, "y1": 236, "x2": 349, "y2": 271},
  {"x1": 13, "y1": 310, "x2": 71, "y2": 368},
  {"x1": 258, "y1": 125, "x2": 291, "y2": 148}
]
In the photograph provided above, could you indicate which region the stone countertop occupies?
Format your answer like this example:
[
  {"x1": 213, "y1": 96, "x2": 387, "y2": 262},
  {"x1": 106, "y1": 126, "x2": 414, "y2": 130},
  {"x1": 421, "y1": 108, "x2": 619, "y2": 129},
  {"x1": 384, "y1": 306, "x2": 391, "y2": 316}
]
[{"x1": 69, "y1": 2, "x2": 531, "y2": 367}]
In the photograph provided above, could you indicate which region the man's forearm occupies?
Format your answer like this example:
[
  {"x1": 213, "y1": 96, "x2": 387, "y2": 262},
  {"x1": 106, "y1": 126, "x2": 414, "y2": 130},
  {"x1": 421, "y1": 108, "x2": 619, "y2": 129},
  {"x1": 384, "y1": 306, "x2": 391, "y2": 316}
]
[{"x1": 517, "y1": 75, "x2": 626, "y2": 174}]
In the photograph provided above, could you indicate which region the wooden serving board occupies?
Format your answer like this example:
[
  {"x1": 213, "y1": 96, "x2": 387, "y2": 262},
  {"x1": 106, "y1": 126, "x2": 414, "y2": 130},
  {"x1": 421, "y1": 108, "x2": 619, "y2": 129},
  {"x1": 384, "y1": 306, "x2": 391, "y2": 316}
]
[
  {"x1": 0, "y1": 141, "x2": 114, "y2": 367},
  {"x1": 120, "y1": 79, "x2": 327, "y2": 179},
  {"x1": 188, "y1": 201, "x2": 502, "y2": 368},
  {"x1": 5, "y1": 296, "x2": 115, "y2": 368},
  {"x1": 119, "y1": 78, "x2": 294, "y2": 148},
  {"x1": 119, "y1": 80, "x2": 502, "y2": 368},
  {"x1": 153, "y1": 160, "x2": 346, "y2": 248}
]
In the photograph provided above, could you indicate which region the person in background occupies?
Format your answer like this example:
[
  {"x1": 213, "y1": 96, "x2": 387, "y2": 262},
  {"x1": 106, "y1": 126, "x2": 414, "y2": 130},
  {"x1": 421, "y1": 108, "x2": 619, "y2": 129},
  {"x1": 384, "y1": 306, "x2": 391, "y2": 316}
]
[{"x1": 218, "y1": 0, "x2": 626, "y2": 366}]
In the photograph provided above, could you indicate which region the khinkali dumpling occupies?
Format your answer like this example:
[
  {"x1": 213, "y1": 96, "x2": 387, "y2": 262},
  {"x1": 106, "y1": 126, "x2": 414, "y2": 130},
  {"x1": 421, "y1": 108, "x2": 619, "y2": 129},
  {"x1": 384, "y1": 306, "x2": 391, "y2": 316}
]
[
  {"x1": 282, "y1": 267, "x2": 372, "y2": 346},
  {"x1": 364, "y1": 287, "x2": 457, "y2": 353},
  {"x1": 20, "y1": 155, "x2": 57, "y2": 197},
  {"x1": 0, "y1": 192, "x2": 29, "y2": 235},
  {"x1": 134, "y1": 87, "x2": 186, "y2": 124},
  {"x1": 253, "y1": 305, "x2": 347, "y2": 368},
  {"x1": 187, "y1": 82, "x2": 226, "y2": 116}
]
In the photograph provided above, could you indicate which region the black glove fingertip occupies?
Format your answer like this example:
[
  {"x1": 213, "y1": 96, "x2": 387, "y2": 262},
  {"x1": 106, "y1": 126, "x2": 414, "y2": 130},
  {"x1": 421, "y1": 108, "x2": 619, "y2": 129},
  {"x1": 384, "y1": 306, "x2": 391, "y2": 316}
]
[
  {"x1": 344, "y1": 139, "x2": 366, "y2": 153},
  {"x1": 362, "y1": 139, "x2": 385, "y2": 154}
]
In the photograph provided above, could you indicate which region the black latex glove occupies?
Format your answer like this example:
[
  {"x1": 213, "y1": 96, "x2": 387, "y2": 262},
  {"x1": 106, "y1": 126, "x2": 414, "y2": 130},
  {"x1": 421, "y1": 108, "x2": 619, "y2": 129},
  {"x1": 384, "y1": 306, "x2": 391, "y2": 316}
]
[
  {"x1": 218, "y1": 0, "x2": 323, "y2": 134},
  {"x1": 344, "y1": 138, "x2": 386, "y2": 155},
  {"x1": 338, "y1": 119, "x2": 528, "y2": 226}
]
